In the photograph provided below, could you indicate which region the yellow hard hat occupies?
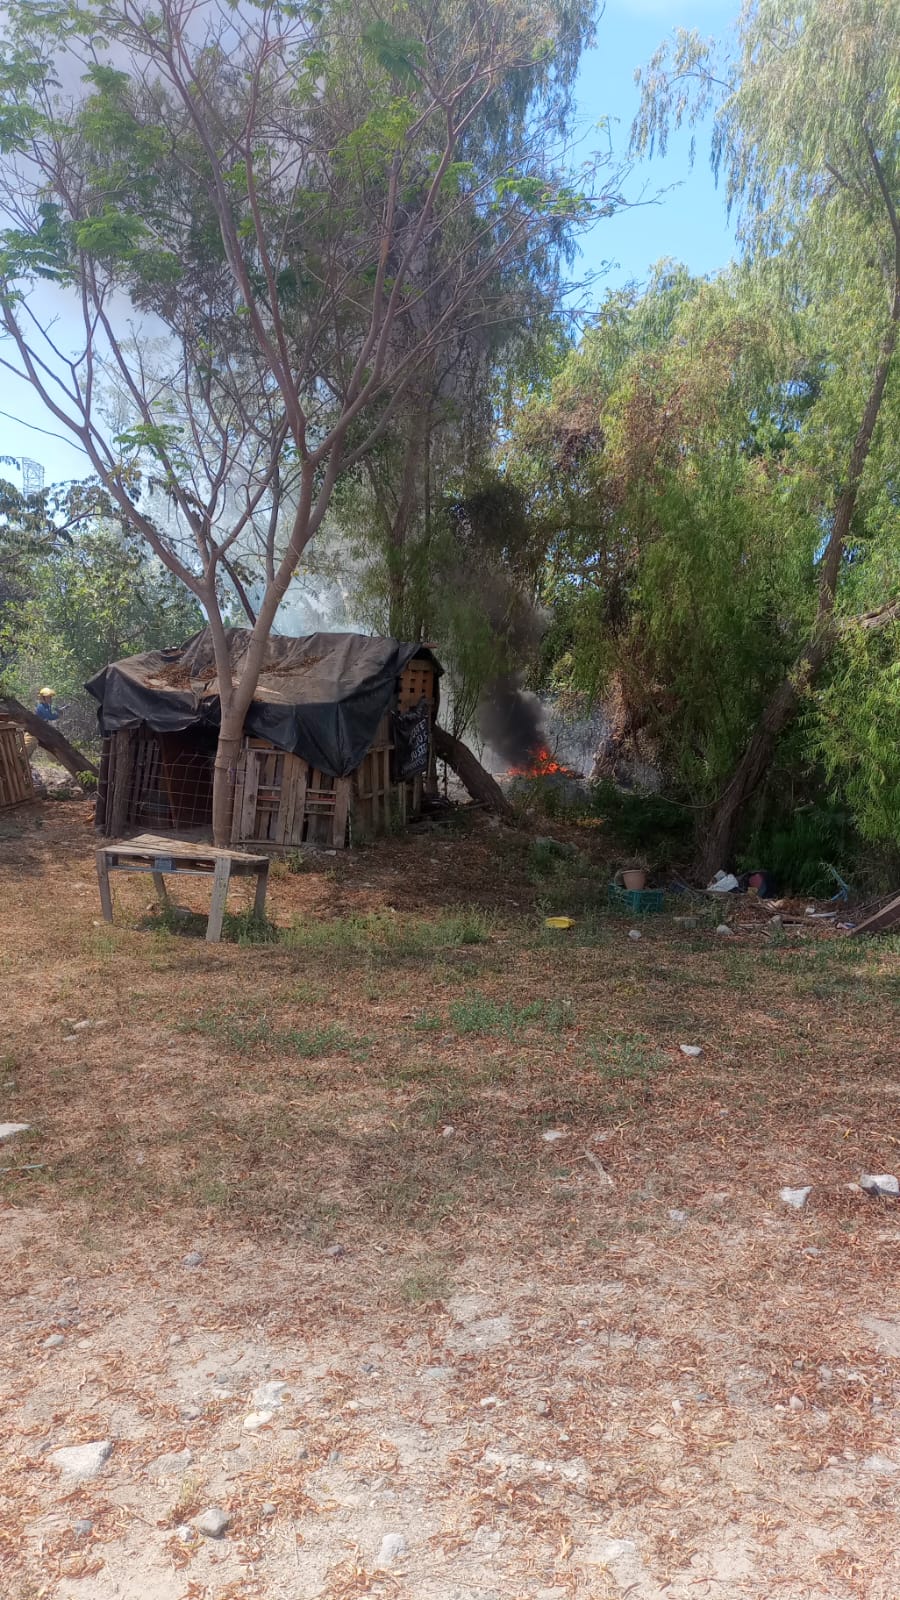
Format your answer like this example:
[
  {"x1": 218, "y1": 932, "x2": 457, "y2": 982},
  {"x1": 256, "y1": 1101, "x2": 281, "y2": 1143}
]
[{"x1": 39, "y1": 687, "x2": 55, "y2": 698}]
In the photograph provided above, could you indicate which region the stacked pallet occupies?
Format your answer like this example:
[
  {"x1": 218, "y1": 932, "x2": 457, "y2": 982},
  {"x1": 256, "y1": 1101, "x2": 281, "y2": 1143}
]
[{"x1": 0, "y1": 718, "x2": 34, "y2": 811}]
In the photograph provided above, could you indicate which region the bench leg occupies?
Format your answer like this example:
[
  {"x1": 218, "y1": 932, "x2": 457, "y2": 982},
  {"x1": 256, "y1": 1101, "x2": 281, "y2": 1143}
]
[
  {"x1": 206, "y1": 858, "x2": 231, "y2": 943},
  {"x1": 252, "y1": 863, "x2": 269, "y2": 922},
  {"x1": 152, "y1": 872, "x2": 170, "y2": 908},
  {"x1": 96, "y1": 852, "x2": 114, "y2": 924}
]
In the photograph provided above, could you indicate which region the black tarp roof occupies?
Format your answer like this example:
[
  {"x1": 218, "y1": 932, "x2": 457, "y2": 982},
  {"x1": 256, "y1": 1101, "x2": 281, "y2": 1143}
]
[{"x1": 85, "y1": 628, "x2": 441, "y2": 778}]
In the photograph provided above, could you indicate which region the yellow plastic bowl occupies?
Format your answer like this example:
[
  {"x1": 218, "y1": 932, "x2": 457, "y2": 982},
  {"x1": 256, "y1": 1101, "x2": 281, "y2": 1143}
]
[{"x1": 544, "y1": 916, "x2": 575, "y2": 930}]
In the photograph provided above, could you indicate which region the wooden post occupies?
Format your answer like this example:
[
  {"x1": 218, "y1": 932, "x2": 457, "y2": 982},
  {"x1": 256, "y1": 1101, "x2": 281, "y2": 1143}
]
[
  {"x1": 96, "y1": 850, "x2": 113, "y2": 923},
  {"x1": 253, "y1": 861, "x2": 269, "y2": 921},
  {"x1": 206, "y1": 856, "x2": 231, "y2": 943},
  {"x1": 108, "y1": 729, "x2": 135, "y2": 836}
]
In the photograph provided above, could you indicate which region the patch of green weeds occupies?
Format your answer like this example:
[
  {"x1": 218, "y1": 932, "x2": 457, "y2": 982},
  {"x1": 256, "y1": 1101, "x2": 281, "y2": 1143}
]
[
  {"x1": 413, "y1": 1010, "x2": 443, "y2": 1032},
  {"x1": 447, "y1": 994, "x2": 573, "y2": 1038},
  {"x1": 285, "y1": 908, "x2": 490, "y2": 962},
  {"x1": 584, "y1": 1031, "x2": 665, "y2": 1085},
  {"x1": 398, "y1": 1261, "x2": 452, "y2": 1304},
  {"x1": 185, "y1": 1008, "x2": 365, "y2": 1058}
]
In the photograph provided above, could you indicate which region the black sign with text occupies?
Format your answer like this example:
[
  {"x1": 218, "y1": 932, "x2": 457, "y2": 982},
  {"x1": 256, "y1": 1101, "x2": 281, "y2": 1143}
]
[{"x1": 393, "y1": 703, "x2": 430, "y2": 780}]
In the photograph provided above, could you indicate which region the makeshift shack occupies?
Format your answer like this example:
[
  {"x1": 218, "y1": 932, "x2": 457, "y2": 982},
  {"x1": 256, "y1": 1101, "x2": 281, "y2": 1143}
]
[{"x1": 87, "y1": 628, "x2": 440, "y2": 849}]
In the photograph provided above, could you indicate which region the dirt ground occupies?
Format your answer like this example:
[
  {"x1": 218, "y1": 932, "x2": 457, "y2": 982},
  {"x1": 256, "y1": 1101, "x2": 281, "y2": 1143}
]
[{"x1": 2, "y1": 799, "x2": 899, "y2": 1600}]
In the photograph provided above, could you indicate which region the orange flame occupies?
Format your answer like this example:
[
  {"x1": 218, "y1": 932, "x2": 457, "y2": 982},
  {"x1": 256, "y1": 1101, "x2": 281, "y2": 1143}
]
[{"x1": 507, "y1": 745, "x2": 580, "y2": 779}]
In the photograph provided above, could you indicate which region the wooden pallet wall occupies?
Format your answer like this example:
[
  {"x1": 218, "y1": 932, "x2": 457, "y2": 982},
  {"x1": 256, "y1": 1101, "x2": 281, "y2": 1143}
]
[
  {"x1": 231, "y1": 739, "x2": 351, "y2": 849},
  {"x1": 0, "y1": 722, "x2": 33, "y2": 810}
]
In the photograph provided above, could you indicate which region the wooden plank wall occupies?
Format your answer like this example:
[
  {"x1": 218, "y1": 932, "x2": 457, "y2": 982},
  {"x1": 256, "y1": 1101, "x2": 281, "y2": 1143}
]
[
  {"x1": 232, "y1": 740, "x2": 351, "y2": 849},
  {"x1": 0, "y1": 723, "x2": 33, "y2": 810}
]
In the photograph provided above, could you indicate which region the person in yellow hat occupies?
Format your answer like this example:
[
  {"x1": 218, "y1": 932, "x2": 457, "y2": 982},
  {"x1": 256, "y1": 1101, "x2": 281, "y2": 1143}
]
[
  {"x1": 35, "y1": 687, "x2": 59, "y2": 724},
  {"x1": 24, "y1": 687, "x2": 61, "y2": 758}
]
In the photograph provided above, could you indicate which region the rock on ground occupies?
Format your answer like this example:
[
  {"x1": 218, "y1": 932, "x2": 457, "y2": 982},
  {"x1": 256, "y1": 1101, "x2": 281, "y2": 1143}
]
[
  {"x1": 195, "y1": 1507, "x2": 231, "y2": 1538},
  {"x1": 50, "y1": 1440, "x2": 112, "y2": 1480},
  {"x1": 377, "y1": 1532, "x2": 407, "y2": 1565},
  {"x1": 0, "y1": 1123, "x2": 30, "y2": 1142},
  {"x1": 780, "y1": 1186, "x2": 812, "y2": 1209}
]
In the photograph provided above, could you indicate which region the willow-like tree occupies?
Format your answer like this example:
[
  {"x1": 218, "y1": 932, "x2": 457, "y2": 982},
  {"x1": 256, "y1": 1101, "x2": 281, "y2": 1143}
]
[
  {"x1": 0, "y1": 0, "x2": 608, "y2": 842},
  {"x1": 633, "y1": 0, "x2": 900, "y2": 875}
]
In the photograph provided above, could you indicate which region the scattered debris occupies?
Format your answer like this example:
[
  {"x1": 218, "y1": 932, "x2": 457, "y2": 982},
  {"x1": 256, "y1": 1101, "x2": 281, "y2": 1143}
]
[
  {"x1": 851, "y1": 890, "x2": 900, "y2": 937},
  {"x1": 860, "y1": 1173, "x2": 899, "y2": 1197},
  {"x1": 707, "y1": 871, "x2": 740, "y2": 893},
  {"x1": 50, "y1": 1440, "x2": 112, "y2": 1480},
  {"x1": 679, "y1": 1044, "x2": 702, "y2": 1057},
  {"x1": 780, "y1": 1186, "x2": 813, "y2": 1209},
  {"x1": 541, "y1": 1129, "x2": 567, "y2": 1142},
  {"x1": 673, "y1": 915, "x2": 698, "y2": 928},
  {"x1": 195, "y1": 1507, "x2": 231, "y2": 1539}
]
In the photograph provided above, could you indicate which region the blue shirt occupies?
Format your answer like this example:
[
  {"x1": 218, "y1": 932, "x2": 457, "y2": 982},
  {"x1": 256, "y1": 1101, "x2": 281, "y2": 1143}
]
[{"x1": 35, "y1": 701, "x2": 59, "y2": 722}]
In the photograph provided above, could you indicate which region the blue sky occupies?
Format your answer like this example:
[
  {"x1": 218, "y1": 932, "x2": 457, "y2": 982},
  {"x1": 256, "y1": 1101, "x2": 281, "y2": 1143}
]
[{"x1": 2, "y1": 0, "x2": 738, "y2": 486}]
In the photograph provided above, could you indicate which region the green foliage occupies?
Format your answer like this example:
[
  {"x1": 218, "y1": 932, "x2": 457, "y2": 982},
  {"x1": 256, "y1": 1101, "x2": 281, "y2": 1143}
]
[
  {"x1": 737, "y1": 803, "x2": 857, "y2": 897},
  {"x1": 589, "y1": 782, "x2": 694, "y2": 866},
  {"x1": 8, "y1": 521, "x2": 203, "y2": 742}
]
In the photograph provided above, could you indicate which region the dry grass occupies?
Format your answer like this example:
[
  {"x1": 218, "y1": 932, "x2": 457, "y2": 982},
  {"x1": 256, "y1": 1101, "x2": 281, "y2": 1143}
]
[{"x1": 1, "y1": 801, "x2": 899, "y2": 1599}]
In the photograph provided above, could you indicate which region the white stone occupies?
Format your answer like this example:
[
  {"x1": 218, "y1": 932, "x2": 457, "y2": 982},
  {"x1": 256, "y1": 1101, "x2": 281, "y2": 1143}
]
[
  {"x1": 50, "y1": 1441, "x2": 112, "y2": 1480},
  {"x1": 0, "y1": 1123, "x2": 30, "y2": 1142},
  {"x1": 780, "y1": 1186, "x2": 812, "y2": 1209},
  {"x1": 195, "y1": 1507, "x2": 231, "y2": 1538},
  {"x1": 861, "y1": 1453, "x2": 899, "y2": 1475},
  {"x1": 441, "y1": 1125, "x2": 455, "y2": 1137},
  {"x1": 715, "y1": 924, "x2": 734, "y2": 936},
  {"x1": 377, "y1": 1532, "x2": 407, "y2": 1565},
  {"x1": 679, "y1": 1044, "x2": 702, "y2": 1057},
  {"x1": 42, "y1": 1333, "x2": 65, "y2": 1349},
  {"x1": 254, "y1": 1381, "x2": 287, "y2": 1409},
  {"x1": 627, "y1": 928, "x2": 642, "y2": 941},
  {"x1": 860, "y1": 1173, "x2": 899, "y2": 1196},
  {"x1": 243, "y1": 1410, "x2": 273, "y2": 1432},
  {"x1": 541, "y1": 1129, "x2": 567, "y2": 1142},
  {"x1": 668, "y1": 1209, "x2": 687, "y2": 1223}
]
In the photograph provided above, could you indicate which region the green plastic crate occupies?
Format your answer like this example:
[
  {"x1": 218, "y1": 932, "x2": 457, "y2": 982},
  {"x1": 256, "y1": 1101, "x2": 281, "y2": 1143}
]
[{"x1": 607, "y1": 882, "x2": 665, "y2": 915}]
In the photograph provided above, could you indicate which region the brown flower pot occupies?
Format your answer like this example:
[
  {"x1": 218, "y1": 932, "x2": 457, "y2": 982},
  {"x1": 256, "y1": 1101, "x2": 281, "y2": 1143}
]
[{"x1": 622, "y1": 869, "x2": 647, "y2": 891}]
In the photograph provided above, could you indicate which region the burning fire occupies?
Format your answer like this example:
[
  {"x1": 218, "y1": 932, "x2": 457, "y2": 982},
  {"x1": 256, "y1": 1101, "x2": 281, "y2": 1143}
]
[{"x1": 507, "y1": 745, "x2": 581, "y2": 779}]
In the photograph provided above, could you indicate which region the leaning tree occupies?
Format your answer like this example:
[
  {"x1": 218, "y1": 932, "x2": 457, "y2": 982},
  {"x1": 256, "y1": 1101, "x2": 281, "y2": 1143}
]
[{"x1": 0, "y1": 0, "x2": 614, "y2": 841}]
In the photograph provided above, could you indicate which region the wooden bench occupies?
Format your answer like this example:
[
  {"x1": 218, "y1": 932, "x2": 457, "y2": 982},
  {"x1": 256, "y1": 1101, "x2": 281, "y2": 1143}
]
[{"x1": 96, "y1": 833, "x2": 270, "y2": 943}]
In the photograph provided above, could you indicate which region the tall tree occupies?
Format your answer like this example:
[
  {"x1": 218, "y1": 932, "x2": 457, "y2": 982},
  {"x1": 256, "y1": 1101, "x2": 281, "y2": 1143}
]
[
  {"x1": 632, "y1": 0, "x2": 900, "y2": 874},
  {"x1": 0, "y1": 0, "x2": 610, "y2": 841}
]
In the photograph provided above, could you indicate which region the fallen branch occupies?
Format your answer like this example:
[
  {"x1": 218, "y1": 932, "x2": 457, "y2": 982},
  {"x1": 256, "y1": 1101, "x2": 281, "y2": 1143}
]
[
  {"x1": 0, "y1": 695, "x2": 98, "y2": 779},
  {"x1": 433, "y1": 725, "x2": 514, "y2": 820}
]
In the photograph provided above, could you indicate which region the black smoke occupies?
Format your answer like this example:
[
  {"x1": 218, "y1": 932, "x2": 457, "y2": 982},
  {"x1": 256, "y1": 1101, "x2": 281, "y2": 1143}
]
[{"x1": 477, "y1": 674, "x2": 547, "y2": 768}]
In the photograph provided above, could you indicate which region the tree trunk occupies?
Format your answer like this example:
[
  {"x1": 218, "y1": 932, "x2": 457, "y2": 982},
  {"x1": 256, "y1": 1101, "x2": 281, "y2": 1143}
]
[
  {"x1": 0, "y1": 695, "x2": 99, "y2": 781},
  {"x1": 699, "y1": 281, "x2": 900, "y2": 880},
  {"x1": 211, "y1": 722, "x2": 243, "y2": 847},
  {"x1": 434, "y1": 725, "x2": 515, "y2": 819}
]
